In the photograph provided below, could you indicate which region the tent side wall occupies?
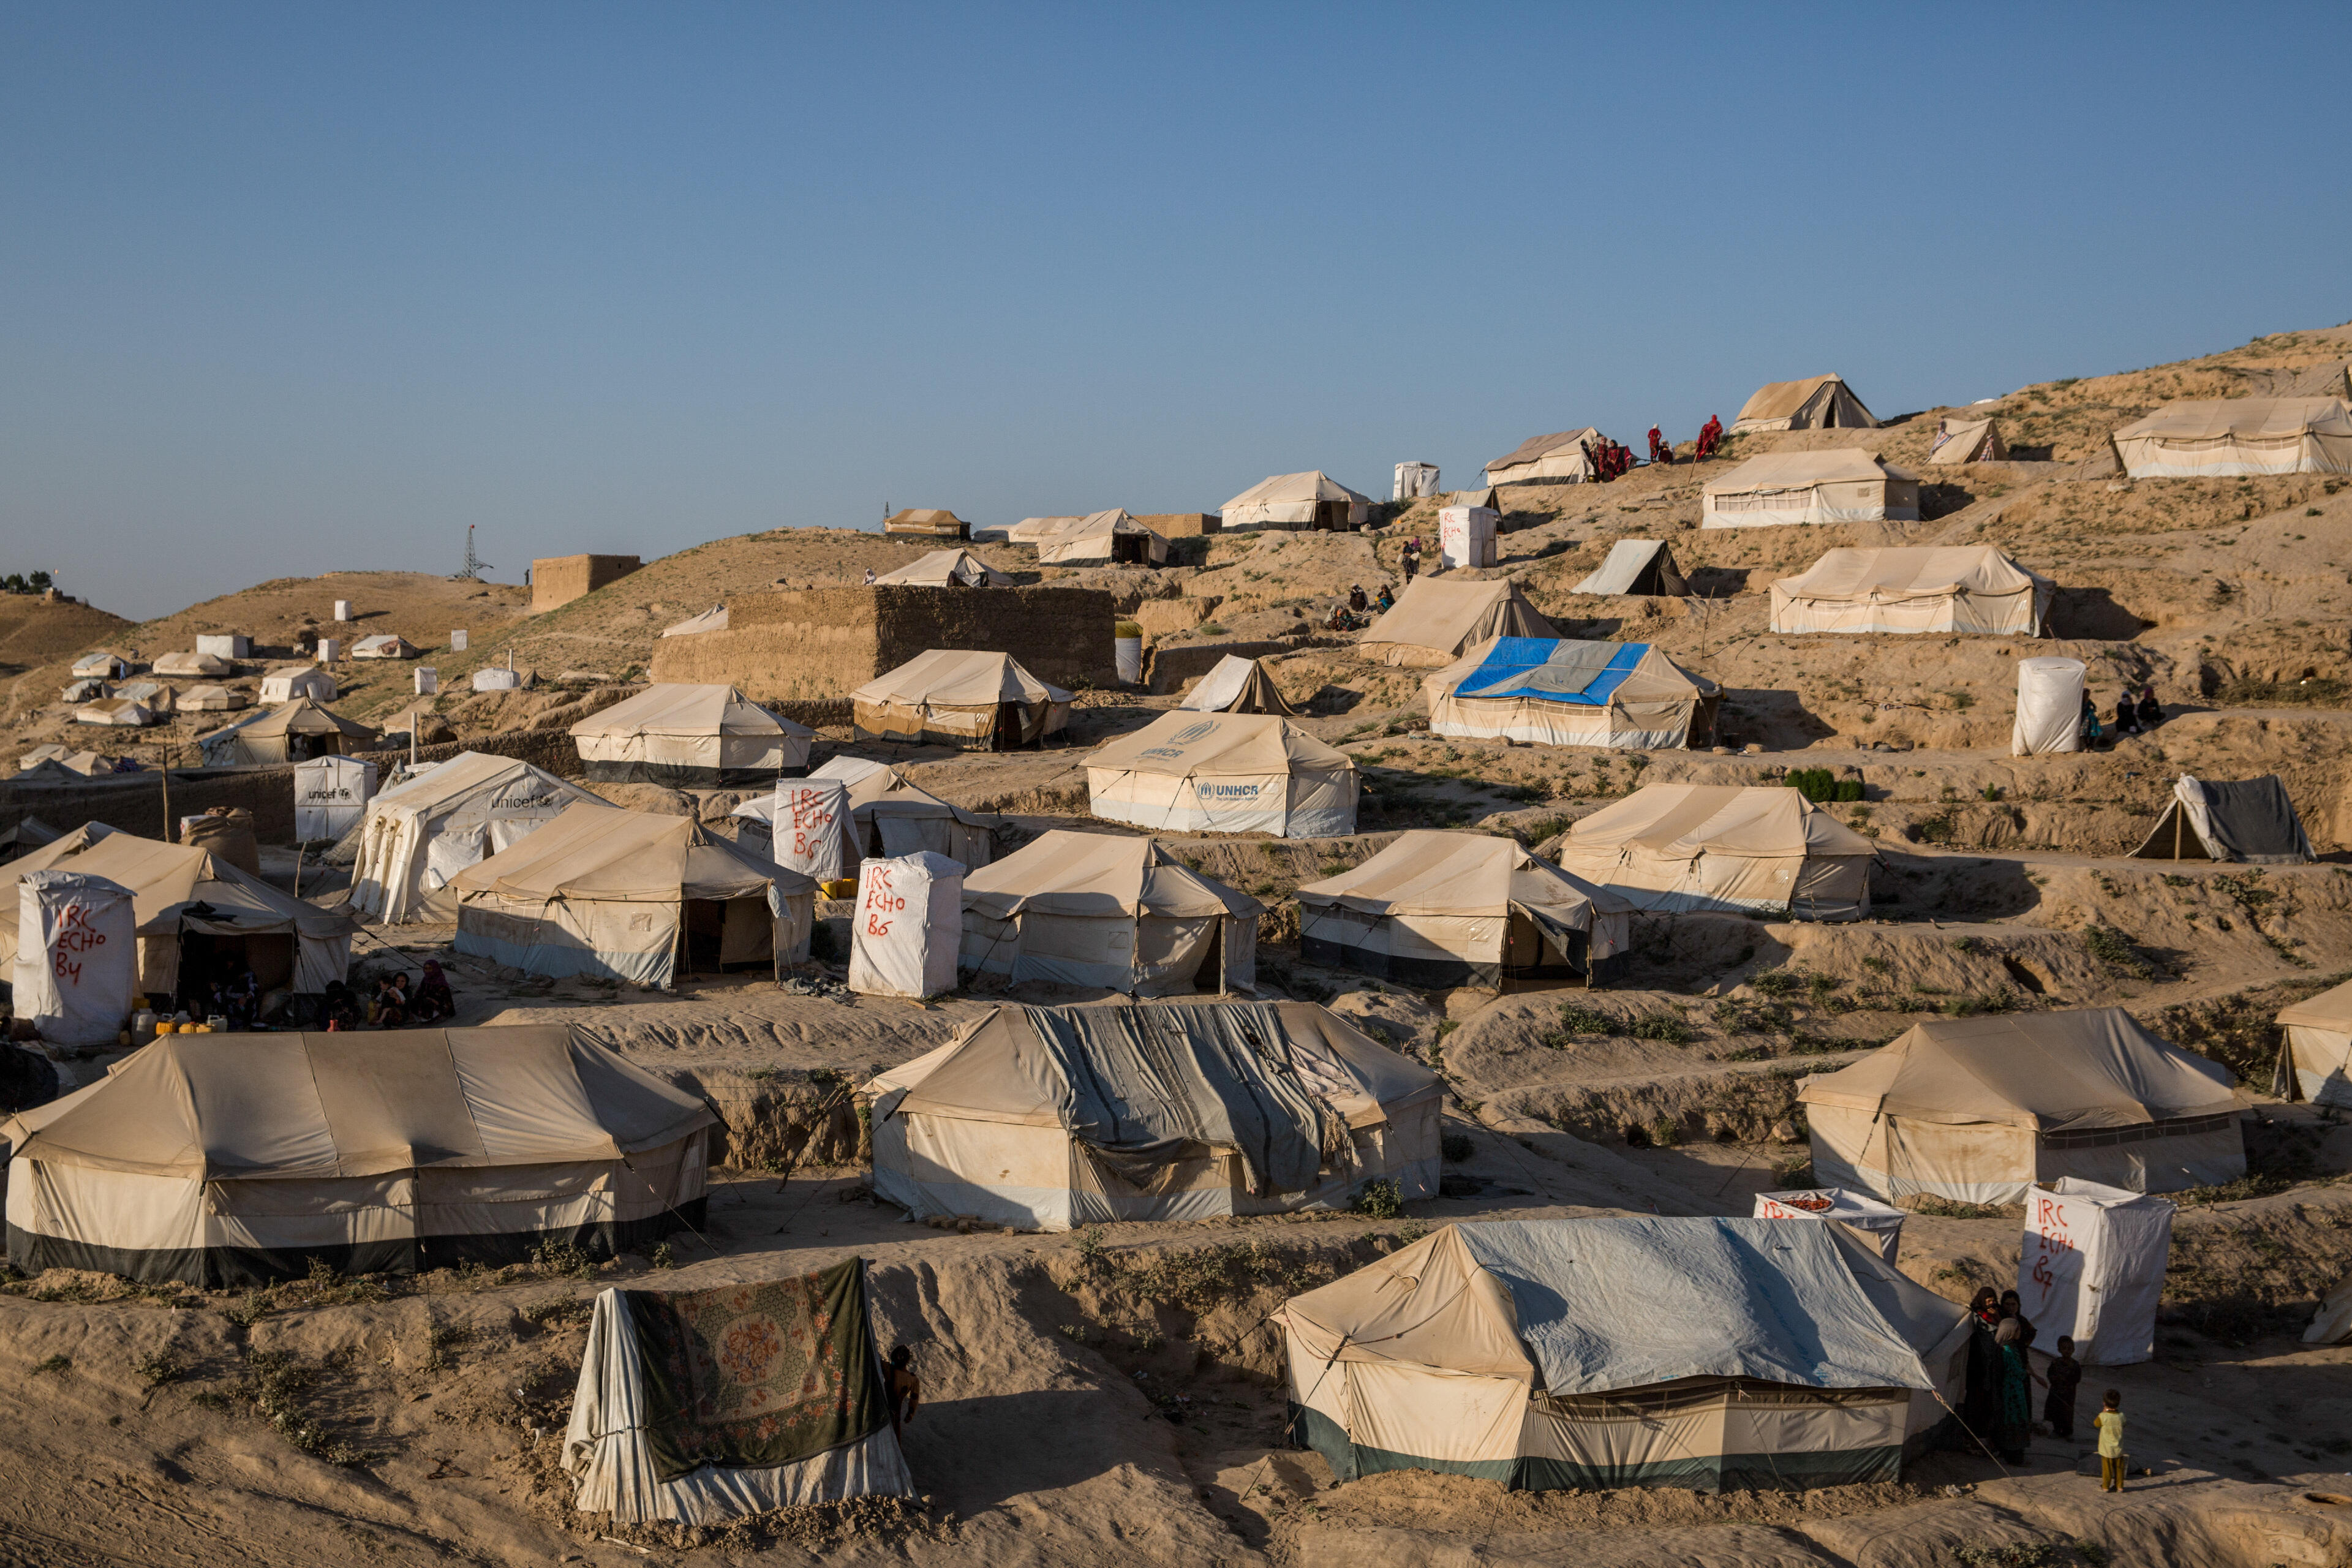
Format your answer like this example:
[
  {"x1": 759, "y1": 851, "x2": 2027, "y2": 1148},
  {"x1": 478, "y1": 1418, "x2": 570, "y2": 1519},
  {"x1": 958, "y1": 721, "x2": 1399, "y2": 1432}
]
[
  {"x1": 1703, "y1": 478, "x2": 1905, "y2": 529},
  {"x1": 1425, "y1": 687, "x2": 1703, "y2": 750},
  {"x1": 2115, "y1": 427, "x2": 2352, "y2": 479},
  {"x1": 1087, "y1": 764, "x2": 1358, "y2": 838},
  {"x1": 2284, "y1": 1022, "x2": 2352, "y2": 1108},
  {"x1": 1555, "y1": 847, "x2": 1870, "y2": 921},
  {"x1": 578, "y1": 730, "x2": 806, "y2": 788},
  {"x1": 456, "y1": 893, "x2": 682, "y2": 987},
  {"x1": 1807, "y1": 1105, "x2": 2244, "y2": 1207}
]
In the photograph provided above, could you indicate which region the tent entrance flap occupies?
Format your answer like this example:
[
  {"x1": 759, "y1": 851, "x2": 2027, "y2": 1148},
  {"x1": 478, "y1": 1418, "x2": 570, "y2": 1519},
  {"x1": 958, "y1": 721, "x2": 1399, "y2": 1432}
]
[
  {"x1": 682, "y1": 897, "x2": 775, "y2": 976},
  {"x1": 173, "y1": 930, "x2": 295, "y2": 1006}
]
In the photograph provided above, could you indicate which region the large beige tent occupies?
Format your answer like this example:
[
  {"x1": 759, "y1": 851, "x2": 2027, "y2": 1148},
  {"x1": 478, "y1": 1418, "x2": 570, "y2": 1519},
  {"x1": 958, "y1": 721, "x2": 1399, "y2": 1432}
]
[
  {"x1": 453, "y1": 802, "x2": 813, "y2": 987},
  {"x1": 345, "y1": 750, "x2": 607, "y2": 923},
  {"x1": 1276, "y1": 1218, "x2": 1969, "y2": 1493},
  {"x1": 0, "y1": 1025, "x2": 715, "y2": 1286},
  {"x1": 882, "y1": 507, "x2": 971, "y2": 538},
  {"x1": 1800, "y1": 1009, "x2": 2246, "y2": 1205},
  {"x1": 0, "y1": 823, "x2": 354, "y2": 1003},
  {"x1": 960, "y1": 830, "x2": 1260, "y2": 994},
  {"x1": 2111, "y1": 398, "x2": 2352, "y2": 478},
  {"x1": 1730, "y1": 375, "x2": 1879, "y2": 434},
  {"x1": 734, "y1": 755, "x2": 1003, "y2": 870},
  {"x1": 1219, "y1": 472, "x2": 1371, "y2": 532},
  {"x1": 74, "y1": 696, "x2": 157, "y2": 728},
  {"x1": 1484, "y1": 429, "x2": 1603, "y2": 486},
  {"x1": 197, "y1": 696, "x2": 377, "y2": 766},
  {"x1": 178, "y1": 684, "x2": 247, "y2": 712},
  {"x1": 867, "y1": 1000, "x2": 1439, "y2": 1229},
  {"x1": 1086, "y1": 711, "x2": 1357, "y2": 837},
  {"x1": 1297, "y1": 831, "x2": 1632, "y2": 989},
  {"x1": 1769, "y1": 547, "x2": 2054, "y2": 636},
  {"x1": 1571, "y1": 540, "x2": 1687, "y2": 597},
  {"x1": 2275, "y1": 978, "x2": 2352, "y2": 1108},
  {"x1": 1702, "y1": 451, "x2": 1920, "y2": 527},
  {"x1": 570, "y1": 684, "x2": 813, "y2": 787},
  {"x1": 1032, "y1": 509, "x2": 1169, "y2": 566},
  {"x1": 1423, "y1": 637, "x2": 1719, "y2": 749},
  {"x1": 1358, "y1": 577, "x2": 1557, "y2": 667},
  {"x1": 873, "y1": 549, "x2": 1005, "y2": 587},
  {"x1": 153, "y1": 650, "x2": 234, "y2": 678},
  {"x1": 1179, "y1": 655, "x2": 1295, "y2": 716},
  {"x1": 851, "y1": 649, "x2": 1071, "y2": 750},
  {"x1": 258, "y1": 667, "x2": 336, "y2": 704},
  {"x1": 1926, "y1": 416, "x2": 2009, "y2": 465},
  {"x1": 1555, "y1": 784, "x2": 1875, "y2": 920},
  {"x1": 2128, "y1": 774, "x2": 2315, "y2": 864}
]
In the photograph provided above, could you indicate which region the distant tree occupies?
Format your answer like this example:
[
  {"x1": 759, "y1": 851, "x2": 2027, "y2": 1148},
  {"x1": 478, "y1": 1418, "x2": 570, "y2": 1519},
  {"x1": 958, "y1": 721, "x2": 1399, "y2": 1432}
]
[
  {"x1": 28, "y1": 571, "x2": 51, "y2": 592},
  {"x1": 0, "y1": 575, "x2": 23, "y2": 594}
]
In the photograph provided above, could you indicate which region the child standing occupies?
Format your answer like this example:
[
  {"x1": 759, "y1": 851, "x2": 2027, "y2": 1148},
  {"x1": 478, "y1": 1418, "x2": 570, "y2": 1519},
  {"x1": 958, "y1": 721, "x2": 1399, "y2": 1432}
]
[
  {"x1": 2094, "y1": 1389, "x2": 2126, "y2": 1492},
  {"x1": 2045, "y1": 1335, "x2": 2083, "y2": 1441}
]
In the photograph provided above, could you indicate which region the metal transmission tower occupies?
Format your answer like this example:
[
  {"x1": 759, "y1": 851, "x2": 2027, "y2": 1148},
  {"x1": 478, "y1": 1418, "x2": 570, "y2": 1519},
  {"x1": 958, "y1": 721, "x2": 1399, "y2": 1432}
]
[{"x1": 456, "y1": 526, "x2": 492, "y2": 581}]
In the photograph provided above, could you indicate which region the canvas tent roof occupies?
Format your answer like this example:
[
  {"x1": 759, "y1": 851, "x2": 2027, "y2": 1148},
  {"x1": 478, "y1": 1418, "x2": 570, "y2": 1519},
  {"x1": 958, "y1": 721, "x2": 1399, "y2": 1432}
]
[
  {"x1": 1564, "y1": 784, "x2": 1873, "y2": 860},
  {"x1": 1219, "y1": 471, "x2": 1371, "y2": 531},
  {"x1": 570, "y1": 684, "x2": 806, "y2": 747},
  {"x1": 962, "y1": 830, "x2": 1259, "y2": 922},
  {"x1": 2278, "y1": 978, "x2": 2352, "y2": 1034},
  {"x1": 219, "y1": 696, "x2": 375, "y2": 745},
  {"x1": 1927, "y1": 417, "x2": 2008, "y2": 465},
  {"x1": 1572, "y1": 540, "x2": 1687, "y2": 596},
  {"x1": 17, "y1": 745, "x2": 107, "y2": 776},
  {"x1": 1770, "y1": 546, "x2": 2053, "y2": 636},
  {"x1": 658, "y1": 605, "x2": 727, "y2": 638},
  {"x1": 1704, "y1": 450, "x2": 1914, "y2": 495},
  {"x1": 1032, "y1": 509, "x2": 1169, "y2": 566},
  {"x1": 1179, "y1": 655, "x2": 1295, "y2": 715},
  {"x1": 1732, "y1": 375, "x2": 1879, "y2": 431},
  {"x1": 2113, "y1": 397, "x2": 2352, "y2": 444},
  {"x1": 1088, "y1": 710, "x2": 1351, "y2": 780},
  {"x1": 2130, "y1": 774, "x2": 2313, "y2": 864},
  {"x1": 1485, "y1": 429, "x2": 1602, "y2": 482},
  {"x1": 153, "y1": 650, "x2": 234, "y2": 677},
  {"x1": 75, "y1": 697, "x2": 155, "y2": 727},
  {"x1": 1359, "y1": 576, "x2": 1557, "y2": 666},
  {"x1": 1798, "y1": 1008, "x2": 2242, "y2": 1133},
  {"x1": 1297, "y1": 829, "x2": 1629, "y2": 927},
  {"x1": 1435, "y1": 638, "x2": 1716, "y2": 709},
  {"x1": 883, "y1": 508, "x2": 971, "y2": 536},
  {"x1": 2111, "y1": 397, "x2": 2352, "y2": 478},
  {"x1": 177, "y1": 684, "x2": 247, "y2": 710},
  {"x1": 873, "y1": 549, "x2": 1005, "y2": 586},
  {"x1": 851, "y1": 649, "x2": 1069, "y2": 709},
  {"x1": 352, "y1": 634, "x2": 417, "y2": 658},
  {"x1": 451, "y1": 801, "x2": 802, "y2": 903}
]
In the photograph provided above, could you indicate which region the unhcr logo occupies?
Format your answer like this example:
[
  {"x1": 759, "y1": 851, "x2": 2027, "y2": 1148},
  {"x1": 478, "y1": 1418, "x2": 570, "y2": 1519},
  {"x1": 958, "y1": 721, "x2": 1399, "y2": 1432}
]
[
  {"x1": 1168, "y1": 720, "x2": 1218, "y2": 745},
  {"x1": 1197, "y1": 783, "x2": 1262, "y2": 799}
]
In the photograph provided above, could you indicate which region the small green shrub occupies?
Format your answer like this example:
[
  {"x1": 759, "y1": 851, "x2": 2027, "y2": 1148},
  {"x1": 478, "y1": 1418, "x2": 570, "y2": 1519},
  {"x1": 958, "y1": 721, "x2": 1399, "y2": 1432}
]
[
  {"x1": 1555, "y1": 1002, "x2": 1614, "y2": 1035},
  {"x1": 1440, "y1": 1132, "x2": 1475, "y2": 1164},
  {"x1": 1751, "y1": 968, "x2": 1802, "y2": 998},
  {"x1": 2083, "y1": 925, "x2": 2156, "y2": 979},
  {"x1": 31, "y1": 1354, "x2": 70, "y2": 1376},
  {"x1": 133, "y1": 1351, "x2": 185, "y2": 1386},
  {"x1": 1630, "y1": 1014, "x2": 1694, "y2": 1045},
  {"x1": 1352, "y1": 1179, "x2": 1404, "y2": 1220}
]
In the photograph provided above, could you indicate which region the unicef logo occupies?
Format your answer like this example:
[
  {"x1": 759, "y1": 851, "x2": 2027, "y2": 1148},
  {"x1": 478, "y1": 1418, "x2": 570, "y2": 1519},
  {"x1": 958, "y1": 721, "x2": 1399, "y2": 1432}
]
[{"x1": 1169, "y1": 720, "x2": 1218, "y2": 745}]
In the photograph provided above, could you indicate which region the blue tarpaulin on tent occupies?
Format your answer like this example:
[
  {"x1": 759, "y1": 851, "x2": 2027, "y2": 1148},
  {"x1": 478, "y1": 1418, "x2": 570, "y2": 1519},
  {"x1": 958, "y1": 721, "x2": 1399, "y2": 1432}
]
[{"x1": 1457, "y1": 639, "x2": 1650, "y2": 706}]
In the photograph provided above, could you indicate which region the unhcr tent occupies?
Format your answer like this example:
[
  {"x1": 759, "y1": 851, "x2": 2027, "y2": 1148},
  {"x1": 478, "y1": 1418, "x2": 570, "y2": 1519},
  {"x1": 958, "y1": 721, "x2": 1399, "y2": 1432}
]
[
  {"x1": 0, "y1": 1025, "x2": 715, "y2": 1286},
  {"x1": 1572, "y1": 540, "x2": 1687, "y2": 597},
  {"x1": 178, "y1": 684, "x2": 247, "y2": 712},
  {"x1": 1800, "y1": 1009, "x2": 2246, "y2": 1206},
  {"x1": 293, "y1": 755, "x2": 378, "y2": 842},
  {"x1": 851, "y1": 649, "x2": 1070, "y2": 750},
  {"x1": 2129, "y1": 774, "x2": 2313, "y2": 864},
  {"x1": 1769, "y1": 547, "x2": 2053, "y2": 636},
  {"x1": 1485, "y1": 429, "x2": 1602, "y2": 486},
  {"x1": 867, "y1": 999, "x2": 1440, "y2": 1229},
  {"x1": 259, "y1": 667, "x2": 336, "y2": 704},
  {"x1": 1033, "y1": 509, "x2": 1168, "y2": 567},
  {"x1": 197, "y1": 696, "x2": 377, "y2": 766},
  {"x1": 1423, "y1": 637, "x2": 1719, "y2": 750},
  {"x1": 74, "y1": 652, "x2": 132, "y2": 679},
  {"x1": 153, "y1": 650, "x2": 233, "y2": 677},
  {"x1": 453, "y1": 802, "x2": 813, "y2": 987},
  {"x1": 75, "y1": 696, "x2": 156, "y2": 728},
  {"x1": 1179, "y1": 655, "x2": 1295, "y2": 716},
  {"x1": 1927, "y1": 417, "x2": 2009, "y2": 465},
  {"x1": 0, "y1": 823, "x2": 355, "y2": 1002},
  {"x1": 1219, "y1": 472, "x2": 1371, "y2": 533},
  {"x1": 564, "y1": 1262, "x2": 913, "y2": 1525},
  {"x1": 882, "y1": 508, "x2": 971, "y2": 538},
  {"x1": 570, "y1": 684, "x2": 813, "y2": 787},
  {"x1": 734, "y1": 756, "x2": 1002, "y2": 870},
  {"x1": 1702, "y1": 451, "x2": 1920, "y2": 527},
  {"x1": 1276, "y1": 1218, "x2": 1969, "y2": 1493},
  {"x1": 116, "y1": 680, "x2": 173, "y2": 714},
  {"x1": 873, "y1": 549, "x2": 1005, "y2": 587},
  {"x1": 1295, "y1": 831, "x2": 1631, "y2": 988},
  {"x1": 1730, "y1": 375, "x2": 1879, "y2": 434},
  {"x1": 2111, "y1": 398, "x2": 2352, "y2": 478},
  {"x1": 1087, "y1": 710, "x2": 1357, "y2": 837},
  {"x1": 347, "y1": 751, "x2": 606, "y2": 923},
  {"x1": 1554, "y1": 784, "x2": 1875, "y2": 920},
  {"x1": 1359, "y1": 577, "x2": 1558, "y2": 668},
  {"x1": 659, "y1": 605, "x2": 727, "y2": 638},
  {"x1": 2275, "y1": 977, "x2": 2352, "y2": 1108},
  {"x1": 960, "y1": 830, "x2": 1260, "y2": 994}
]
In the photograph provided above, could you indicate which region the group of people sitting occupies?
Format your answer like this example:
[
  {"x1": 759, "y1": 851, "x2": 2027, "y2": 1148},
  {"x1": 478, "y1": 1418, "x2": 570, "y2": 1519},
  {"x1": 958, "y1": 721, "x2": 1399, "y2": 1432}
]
[
  {"x1": 1326, "y1": 582, "x2": 1395, "y2": 630},
  {"x1": 1580, "y1": 435, "x2": 1638, "y2": 481},
  {"x1": 319, "y1": 959, "x2": 456, "y2": 1031},
  {"x1": 2079, "y1": 685, "x2": 2165, "y2": 747}
]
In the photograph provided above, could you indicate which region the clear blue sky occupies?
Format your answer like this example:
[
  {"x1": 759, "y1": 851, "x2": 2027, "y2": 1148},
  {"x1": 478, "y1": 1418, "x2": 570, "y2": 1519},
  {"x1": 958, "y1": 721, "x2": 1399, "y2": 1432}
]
[{"x1": 5, "y1": 4, "x2": 2348, "y2": 620}]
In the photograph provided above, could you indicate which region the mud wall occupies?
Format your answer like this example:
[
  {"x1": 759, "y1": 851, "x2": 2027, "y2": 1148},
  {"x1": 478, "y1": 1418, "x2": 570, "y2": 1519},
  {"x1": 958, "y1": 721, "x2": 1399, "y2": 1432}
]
[
  {"x1": 1145, "y1": 639, "x2": 1294, "y2": 695},
  {"x1": 529, "y1": 554, "x2": 641, "y2": 612},
  {"x1": 0, "y1": 764, "x2": 299, "y2": 843},
  {"x1": 1136, "y1": 511, "x2": 1221, "y2": 537}
]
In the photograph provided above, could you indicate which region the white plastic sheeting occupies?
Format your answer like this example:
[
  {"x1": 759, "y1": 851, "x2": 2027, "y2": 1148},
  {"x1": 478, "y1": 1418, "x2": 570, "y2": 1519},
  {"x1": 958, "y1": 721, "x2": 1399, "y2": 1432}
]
[
  {"x1": 12, "y1": 870, "x2": 137, "y2": 1048},
  {"x1": 2011, "y1": 657, "x2": 2084, "y2": 756},
  {"x1": 1753, "y1": 1188, "x2": 1907, "y2": 1264},
  {"x1": 848, "y1": 853, "x2": 963, "y2": 1000},
  {"x1": 473, "y1": 668, "x2": 523, "y2": 692},
  {"x1": 768, "y1": 779, "x2": 856, "y2": 883},
  {"x1": 1438, "y1": 505, "x2": 1498, "y2": 570},
  {"x1": 2016, "y1": 1178, "x2": 2175, "y2": 1365},
  {"x1": 293, "y1": 756, "x2": 378, "y2": 842},
  {"x1": 1394, "y1": 462, "x2": 1440, "y2": 500}
]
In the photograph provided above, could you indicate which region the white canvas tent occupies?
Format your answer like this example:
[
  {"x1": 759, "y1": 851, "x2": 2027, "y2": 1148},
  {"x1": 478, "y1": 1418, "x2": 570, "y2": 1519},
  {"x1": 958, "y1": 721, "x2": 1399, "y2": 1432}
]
[
  {"x1": 1218, "y1": 471, "x2": 1371, "y2": 532},
  {"x1": 851, "y1": 649, "x2": 1070, "y2": 750},
  {"x1": 734, "y1": 756, "x2": 1002, "y2": 872},
  {"x1": 847, "y1": 851, "x2": 962, "y2": 1000},
  {"x1": 197, "y1": 696, "x2": 377, "y2": 766},
  {"x1": 0, "y1": 1025, "x2": 715, "y2": 1286},
  {"x1": 74, "y1": 696, "x2": 156, "y2": 728},
  {"x1": 1770, "y1": 547, "x2": 2053, "y2": 636},
  {"x1": 1003, "y1": 514, "x2": 1079, "y2": 543},
  {"x1": 1393, "y1": 461, "x2": 1439, "y2": 500},
  {"x1": 115, "y1": 680, "x2": 173, "y2": 714},
  {"x1": 2275, "y1": 976, "x2": 2352, "y2": 1108},
  {"x1": 178, "y1": 684, "x2": 247, "y2": 712},
  {"x1": 867, "y1": 999, "x2": 1439, "y2": 1229},
  {"x1": 345, "y1": 750, "x2": 606, "y2": 923},
  {"x1": 1179, "y1": 655, "x2": 1295, "y2": 716},
  {"x1": 2129, "y1": 774, "x2": 2314, "y2": 863},
  {"x1": 153, "y1": 650, "x2": 234, "y2": 677},
  {"x1": 1358, "y1": 576, "x2": 1557, "y2": 668},
  {"x1": 659, "y1": 605, "x2": 728, "y2": 638},
  {"x1": 1753, "y1": 1188, "x2": 1907, "y2": 1264},
  {"x1": 1295, "y1": 831, "x2": 1630, "y2": 989},
  {"x1": 16, "y1": 745, "x2": 106, "y2": 776},
  {"x1": 2110, "y1": 397, "x2": 2352, "y2": 478},
  {"x1": 1422, "y1": 637, "x2": 1720, "y2": 750},
  {"x1": 12, "y1": 871, "x2": 137, "y2": 1048},
  {"x1": 1484, "y1": 428, "x2": 1602, "y2": 486},
  {"x1": 2011, "y1": 657, "x2": 2084, "y2": 756},
  {"x1": 882, "y1": 508, "x2": 971, "y2": 539},
  {"x1": 1799, "y1": 1009, "x2": 2247, "y2": 1207},
  {"x1": 960, "y1": 830, "x2": 1260, "y2": 994},
  {"x1": 1032, "y1": 510, "x2": 1168, "y2": 567},
  {"x1": 1730, "y1": 375, "x2": 1879, "y2": 434},
  {"x1": 1926, "y1": 416, "x2": 2008, "y2": 465},
  {"x1": 453, "y1": 802, "x2": 814, "y2": 987},
  {"x1": 259, "y1": 667, "x2": 336, "y2": 704},
  {"x1": 293, "y1": 755, "x2": 378, "y2": 842},
  {"x1": 2016, "y1": 1177, "x2": 2174, "y2": 1365},
  {"x1": 570, "y1": 684, "x2": 813, "y2": 787},
  {"x1": 1086, "y1": 710, "x2": 1357, "y2": 837},
  {"x1": 73, "y1": 652, "x2": 132, "y2": 679},
  {"x1": 351, "y1": 633, "x2": 419, "y2": 659},
  {"x1": 0, "y1": 823, "x2": 355, "y2": 1002},
  {"x1": 2306, "y1": 1275, "x2": 2352, "y2": 1346},
  {"x1": 873, "y1": 549, "x2": 1006, "y2": 587},
  {"x1": 1571, "y1": 540, "x2": 1687, "y2": 597},
  {"x1": 1702, "y1": 451, "x2": 1919, "y2": 527},
  {"x1": 1276, "y1": 1218, "x2": 1969, "y2": 1493},
  {"x1": 1554, "y1": 784, "x2": 1875, "y2": 920}
]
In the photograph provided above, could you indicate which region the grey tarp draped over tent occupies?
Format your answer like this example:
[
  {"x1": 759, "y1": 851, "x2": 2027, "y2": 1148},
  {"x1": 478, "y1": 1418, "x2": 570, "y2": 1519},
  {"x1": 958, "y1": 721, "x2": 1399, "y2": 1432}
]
[
  {"x1": 2130, "y1": 774, "x2": 2314, "y2": 864},
  {"x1": 1571, "y1": 540, "x2": 1688, "y2": 597}
]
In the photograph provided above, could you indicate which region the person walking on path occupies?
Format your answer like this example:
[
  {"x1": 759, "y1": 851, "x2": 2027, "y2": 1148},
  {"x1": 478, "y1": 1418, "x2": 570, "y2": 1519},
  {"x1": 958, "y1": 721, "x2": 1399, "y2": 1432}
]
[
  {"x1": 2044, "y1": 1335, "x2": 2082, "y2": 1441},
  {"x1": 1401, "y1": 537, "x2": 1422, "y2": 583},
  {"x1": 2094, "y1": 1390, "x2": 2127, "y2": 1491}
]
